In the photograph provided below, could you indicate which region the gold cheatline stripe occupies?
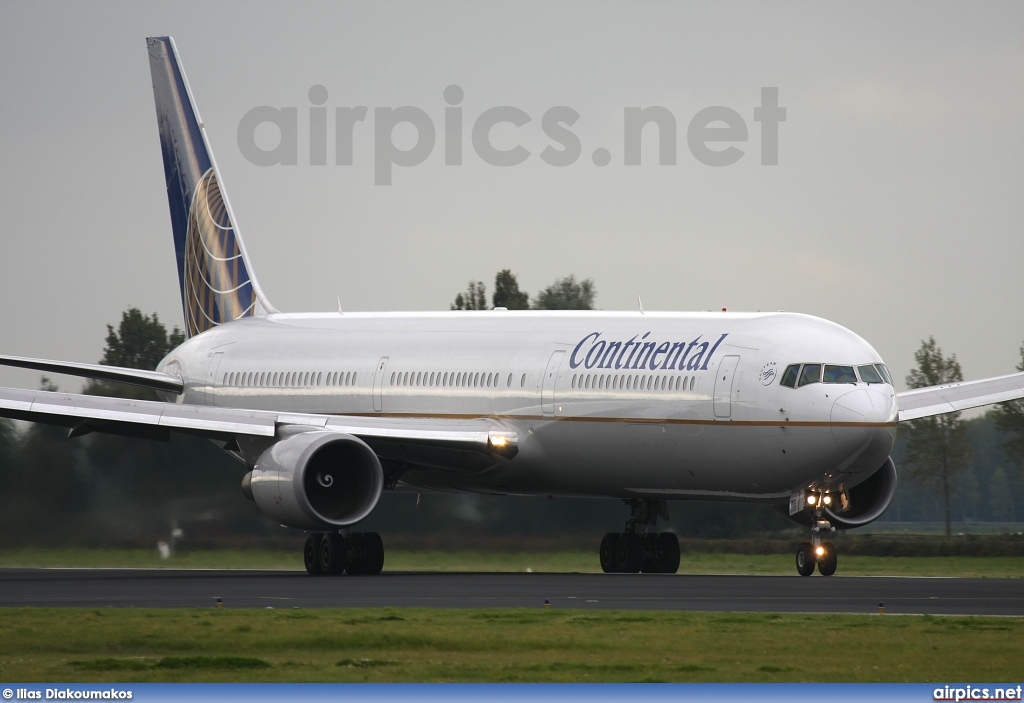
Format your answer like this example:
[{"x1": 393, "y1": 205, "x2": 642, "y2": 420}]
[{"x1": 318, "y1": 411, "x2": 896, "y2": 429}]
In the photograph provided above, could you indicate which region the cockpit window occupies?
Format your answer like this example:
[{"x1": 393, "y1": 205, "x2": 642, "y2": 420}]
[
  {"x1": 797, "y1": 364, "x2": 822, "y2": 387},
  {"x1": 780, "y1": 364, "x2": 800, "y2": 388},
  {"x1": 858, "y1": 364, "x2": 884, "y2": 384},
  {"x1": 823, "y1": 365, "x2": 857, "y2": 384},
  {"x1": 875, "y1": 364, "x2": 892, "y2": 384}
]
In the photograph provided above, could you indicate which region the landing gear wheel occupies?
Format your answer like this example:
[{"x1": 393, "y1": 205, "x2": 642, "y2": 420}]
[
  {"x1": 614, "y1": 533, "x2": 643, "y2": 573},
  {"x1": 796, "y1": 542, "x2": 815, "y2": 577},
  {"x1": 304, "y1": 535, "x2": 323, "y2": 575},
  {"x1": 817, "y1": 542, "x2": 837, "y2": 577},
  {"x1": 640, "y1": 534, "x2": 659, "y2": 574},
  {"x1": 655, "y1": 532, "x2": 680, "y2": 574},
  {"x1": 320, "y1": 533, "x2": 347, "y2": 575},
  {"x1": 599, "y1": 533, "x2": 619, "y2": 573},
  {"x1": 355, "y1": 532, "x2": 385, "y2": 576}
]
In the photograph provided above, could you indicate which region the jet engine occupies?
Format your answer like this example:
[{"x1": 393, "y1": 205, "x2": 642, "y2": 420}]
[
  {"x1": 242, "y1": 431, "x2": 384, "y2": 531},
  {"x1": 785, "y1": 457, "x2": 898, "y2": 529}
]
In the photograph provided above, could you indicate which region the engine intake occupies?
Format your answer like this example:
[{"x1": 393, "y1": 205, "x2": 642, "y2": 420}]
[
  {"x1": 245, "y1": 431, "x2": 383, "y2": 531},
  {"x1": 826, "y1": 456, "x2": 898, "y2": 528}
]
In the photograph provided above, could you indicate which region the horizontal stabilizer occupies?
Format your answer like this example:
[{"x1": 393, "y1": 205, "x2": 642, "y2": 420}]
[
  {"x1": 0, "y1": 354, "x2": 184, "y2": 394},
  {"x1": 897, "y1": 370, "x2": 1024, "y2": 421}
]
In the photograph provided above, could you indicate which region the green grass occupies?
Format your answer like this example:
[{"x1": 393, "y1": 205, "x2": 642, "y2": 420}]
[
  {"x1": 0, "y1": 549, "x2": 1022, "y2": 577},
  {"x1": 0, "y1": 607, "x2": 1020, "y2": 682}
]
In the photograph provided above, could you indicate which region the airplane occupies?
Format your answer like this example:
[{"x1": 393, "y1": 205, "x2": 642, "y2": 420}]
[{"x1": 2, "y1": 36, "x2": 1024, "y2": 577}]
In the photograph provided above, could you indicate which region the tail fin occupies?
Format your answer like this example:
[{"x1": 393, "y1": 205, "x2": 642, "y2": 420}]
[{"x1": 147, "y1": 36, "x2": 276, "y2": 338}]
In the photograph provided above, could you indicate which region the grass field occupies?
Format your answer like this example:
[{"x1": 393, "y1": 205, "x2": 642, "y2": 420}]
[
  {"x1": 0, "y1": 548, "x2": 1022, "y2": 577},
  {"x1": 0, "y1": 607, "x2": 1020, "y2": 682}
]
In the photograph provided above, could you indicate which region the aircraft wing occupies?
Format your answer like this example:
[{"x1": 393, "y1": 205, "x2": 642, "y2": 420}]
[
  {"x1": 896, "y1": 371, "x2": 1024, "y2": 422},
  {"x1": 0, "y1": 386, "x2": 518, "y2": 463}
]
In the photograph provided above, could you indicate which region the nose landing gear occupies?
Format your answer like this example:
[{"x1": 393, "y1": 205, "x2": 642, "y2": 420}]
[{"x1": 795, "y1": 492, "x2": 838, "y2": 576}]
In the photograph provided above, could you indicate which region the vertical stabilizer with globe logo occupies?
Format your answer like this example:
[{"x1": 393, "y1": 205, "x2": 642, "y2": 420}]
[{"x1": 147, "y1": 36, "x2": 276, "y2": 338}]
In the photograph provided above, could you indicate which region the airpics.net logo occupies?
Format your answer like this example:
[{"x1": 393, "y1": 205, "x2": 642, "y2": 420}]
[{"x1": 236, "y1": 86, "x2": 786, "y2": 185}]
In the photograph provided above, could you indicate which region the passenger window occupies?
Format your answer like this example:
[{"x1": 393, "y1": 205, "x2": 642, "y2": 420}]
[
  {"x1": 507, "y1": 373, "x2": 513, "y2": 387},
  {"x1": 823, "y1": 365, "x2": 856, "y2": 384},
  {"x1": 521, "y1": 373, "x2": 526, "y2": 388},
  {"x1": 858, "y1": 364, "x2": 884, "y2": 384},
  {"x1": 690, "y1": 377, "x2": 695, "y2": 391},
  {"x1": 780, "y1": 364, "x2": 800, "y2": 388},
  {"x1": 798, "y1": 364, "x2": 822, "y2": 387}
]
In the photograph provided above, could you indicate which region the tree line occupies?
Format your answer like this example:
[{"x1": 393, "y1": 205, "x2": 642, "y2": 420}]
[
  {"x1": 0, "y1": 294, "x2": 1022, "y2": 549},
  {"x1": 451, "y1": 270, "x2": 596, "y2": 311}
]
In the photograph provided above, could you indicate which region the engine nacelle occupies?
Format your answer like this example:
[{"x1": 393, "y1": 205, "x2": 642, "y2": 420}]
[
  {"x1": 245, "y1": 431, "x2": 384, "y2": 531},
  {"x1": 784, "y1": 457, "x2": 898, "y2": 530},
  {"x1": 826, "y1": 456, "x2": 898, "y2": 528}
]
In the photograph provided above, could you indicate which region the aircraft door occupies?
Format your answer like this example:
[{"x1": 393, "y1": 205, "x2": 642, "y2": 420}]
[
  {"x1": 713, "y1": 355, "x2": 740, "y2": 419},
  {"x1": 204, "y1": 352, "x2": 223, "y2": 406},
  {"x1": 373, "y1": 357, "x2": 388, "y2": 412},
  {"x1": 541, "y1": 350, "x2": 564, "y2": 416}
]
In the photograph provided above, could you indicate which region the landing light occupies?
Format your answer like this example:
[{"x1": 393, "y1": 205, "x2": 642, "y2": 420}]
[
  {"x1": 487, "y1": 430, "x2": 519, "y2": 458},
  {"x1": 815, "y1": 546, "x2": 825, "y2": 557},
  {"x1": 806, "y1": 495, "x2": 817, "y2": 506},
  {"x1": 823, "y1": 495, "x2": 832, "y2": 505}
]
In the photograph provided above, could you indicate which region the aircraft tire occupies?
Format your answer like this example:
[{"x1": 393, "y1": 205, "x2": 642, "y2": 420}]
[
  {"x1": 614, "y1": 533, "x2": 643, "y2": 573},
  {"x1": 358, "y1": 532, "x2": 385, "y2": 576},
  {"x1": 640, "y1": 534, "x2": 660, "y2": 573},
  {"x1": 655, "y1": 532, "x2": 680, "y2": 574},
  {"x1": 599, "y1": 532, "x2": 619, "y2": 573},
  {"x1": 818, "y1": 542, "x2": 837, "y2": 576},
  {"x1": 796, "y1": 542, "x2": 816, "y2": 577},
  {"x1": 320, "y1": 533, "x2": 347, "y2": 575},
  {"x1": 303, "y1": 534, "x2": 323, "y2": 575}
]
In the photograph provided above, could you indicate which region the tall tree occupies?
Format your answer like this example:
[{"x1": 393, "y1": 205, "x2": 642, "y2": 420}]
[
  {"x1": 532, "y1": 275, "x2": 595, "y2": 310},
  {"x1": 902, "y1": 337, "x2": 971, "y2": 535},
  {"x1": 85, "y1": 308, "x2": 185, "y2": 399},
  {"x1": 992, "y1": 344, "x2": 1024, "y2": 472},
  {"x1": 99, "y1": 308, "x2": 184, "y2": 370},
  {"x1": 451, "y1": 281, "x2": 487, "y2": 310},
  {"x1": 492, "y1": 270, "x2": 529, "y2": 310}
]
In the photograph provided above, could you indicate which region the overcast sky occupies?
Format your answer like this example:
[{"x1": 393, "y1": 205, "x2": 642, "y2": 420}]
[{"x1": 1, "y1": 0, "x2": 1021, "y2": 393}]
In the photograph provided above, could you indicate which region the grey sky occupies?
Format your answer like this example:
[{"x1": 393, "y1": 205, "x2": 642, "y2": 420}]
[{"x1": 1, "y1": 0, "x2": 1021, "y2": 394}]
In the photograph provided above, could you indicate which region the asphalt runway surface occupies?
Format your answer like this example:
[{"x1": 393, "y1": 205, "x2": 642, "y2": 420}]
[{"x1": 0, "y1": 569, "x2": 1021, "y2": 615}]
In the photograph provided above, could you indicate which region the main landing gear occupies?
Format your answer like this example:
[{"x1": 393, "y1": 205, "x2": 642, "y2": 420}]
[
  {"x1": 795, "y1": 492, "x2": 838, "y2": 577},
  {"x1": 303, "y1": 531, "x2": 385, "y2": 576},
  {"x1": 599, "y1": 499, "x2": 680, "y2": 574}
]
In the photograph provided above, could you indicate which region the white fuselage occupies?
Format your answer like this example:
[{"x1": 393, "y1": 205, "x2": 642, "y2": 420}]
[{"x1": 159, "y1": 310, "x2": 898, "y2": 504}]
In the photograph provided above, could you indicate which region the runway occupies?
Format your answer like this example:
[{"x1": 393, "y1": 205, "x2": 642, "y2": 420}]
[{"x1": 0, "y1": 569, "x2": 1020, "y2": 615}]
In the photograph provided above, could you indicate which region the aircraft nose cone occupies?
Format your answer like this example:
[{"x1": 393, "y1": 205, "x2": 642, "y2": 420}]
[
  {"x1": 832, "y1": 388, "x2": 897, "y2": 425},
  {"x1": 831, "y1": 388, "x2": 897, "y2": 459}
]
